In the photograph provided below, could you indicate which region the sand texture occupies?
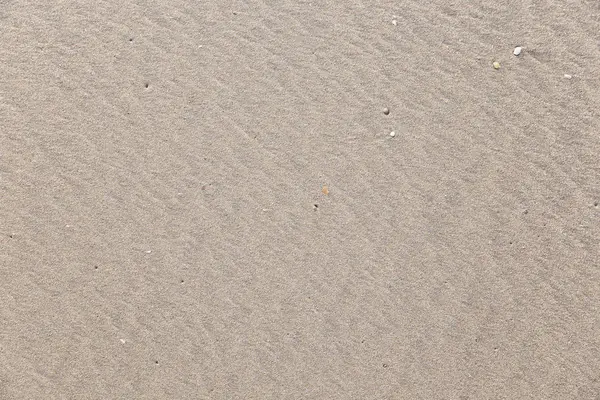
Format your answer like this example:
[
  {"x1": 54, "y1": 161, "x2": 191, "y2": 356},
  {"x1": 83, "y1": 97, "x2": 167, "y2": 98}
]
[{"x1": 1, "y1": 1, "x2": 600, "y2": 399}]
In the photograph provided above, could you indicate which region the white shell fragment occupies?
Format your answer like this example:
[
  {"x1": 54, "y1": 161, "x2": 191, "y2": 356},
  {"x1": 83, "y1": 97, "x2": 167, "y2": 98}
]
[
  {"x1": 513, "y1": 46, "x2": 522, "y2": 56},
  {"x1": 389, "y1": 131, "x2": 396, "y2": 137},
  {"x1": 564, "y1": 74, "x2": 572, "y2": 79}
]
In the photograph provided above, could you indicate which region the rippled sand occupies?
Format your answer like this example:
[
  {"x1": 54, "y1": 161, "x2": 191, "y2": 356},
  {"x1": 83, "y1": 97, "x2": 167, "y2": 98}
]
[{"x1": 2, "y1": 1, "x2": 599, "y2": 398}]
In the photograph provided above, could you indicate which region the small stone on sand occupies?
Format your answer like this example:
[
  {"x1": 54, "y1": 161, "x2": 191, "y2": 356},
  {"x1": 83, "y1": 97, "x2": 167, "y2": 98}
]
[
  {"x1": 383, "y1": 107, "x2": 390, "y2": 115},
  {"x1": 322, "y1": 186, "x2": 329, "y2": 195},
  {"x1": 392, "y1": 19, "x2": 397, "y2": 26},
  {"x1": 513, "y1": 47, "x2": 522, "y2": 56},
  {"x1": 389, "y1": 131, "x2": 396, "y2": 137},
  {"x1": 493, "y1": 61, "x2": 501, "y2": 69},
  {"x1": 564, "y1": 74, "x2": 572, "y2": 79}
]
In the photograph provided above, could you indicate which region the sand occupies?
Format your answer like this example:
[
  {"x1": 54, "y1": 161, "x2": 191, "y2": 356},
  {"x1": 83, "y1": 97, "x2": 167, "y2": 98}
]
[{"x1": 1, "y1": 1, "x2": 600, "y2": 399}]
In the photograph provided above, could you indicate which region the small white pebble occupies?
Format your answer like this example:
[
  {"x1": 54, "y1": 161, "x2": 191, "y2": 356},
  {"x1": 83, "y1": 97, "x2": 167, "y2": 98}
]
[
  {"x1": 513, "y1": 46, "x2": 522, "y2": 56},
  {"x1": 564, "y1": 74, "x2": 572, "y2": 79},
  {"x1": 389, "y1": 131, "x2": 396, "y2": 137},
  {"x1": 145, "y1": 250, "x2": 152, "y2": 254},
  {"x1": 120, "y1": 339, "x2": 126, "y2": 344},
  {"x1": 392, "y1": 19, "x2": 397, "y2": 26}
]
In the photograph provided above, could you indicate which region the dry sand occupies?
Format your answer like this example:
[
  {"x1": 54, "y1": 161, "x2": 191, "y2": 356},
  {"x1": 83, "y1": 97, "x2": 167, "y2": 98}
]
[{"x1": 1, "y1": 1, "x2": 600, "y2": 399}]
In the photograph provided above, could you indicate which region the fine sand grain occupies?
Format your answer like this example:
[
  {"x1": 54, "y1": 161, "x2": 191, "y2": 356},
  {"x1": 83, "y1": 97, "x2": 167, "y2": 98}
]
[{"x1": 1, "y1": 1, "x2": 600, "y2": 399}]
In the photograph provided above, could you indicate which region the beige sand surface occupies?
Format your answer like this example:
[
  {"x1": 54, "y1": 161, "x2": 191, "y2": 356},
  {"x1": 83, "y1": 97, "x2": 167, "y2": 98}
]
[{"x1": 1, "y1": 1, "x2": 600, "y2": 399}]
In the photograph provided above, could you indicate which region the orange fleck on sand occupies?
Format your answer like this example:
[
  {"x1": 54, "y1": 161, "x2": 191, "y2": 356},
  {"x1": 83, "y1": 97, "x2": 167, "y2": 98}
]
[{"x1": 322, "y1": 186, "x2": 329, "y2": 195}]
